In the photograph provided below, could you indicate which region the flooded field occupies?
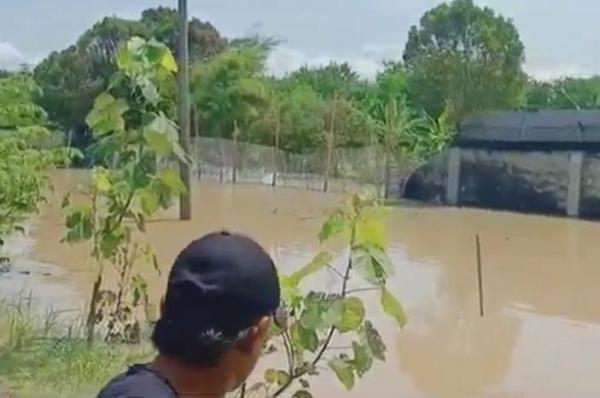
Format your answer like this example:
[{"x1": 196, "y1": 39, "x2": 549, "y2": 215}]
[{"x1": 5, "y1": 169, "x2": 600, "y2": 397}]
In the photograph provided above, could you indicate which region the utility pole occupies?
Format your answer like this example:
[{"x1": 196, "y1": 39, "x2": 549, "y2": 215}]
[{"x1": 178, "y1": 0, "x2": 192, "y2": 220}]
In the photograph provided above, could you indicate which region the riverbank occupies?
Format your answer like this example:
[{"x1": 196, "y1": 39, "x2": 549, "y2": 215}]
[{"x1": 0, "y1": 297, "x2": 153, "y2": 397}]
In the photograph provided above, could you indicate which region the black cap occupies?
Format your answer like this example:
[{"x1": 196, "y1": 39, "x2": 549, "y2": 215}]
[{"x1": 161, "y1": 231, "x2": 280, "y2": 336}]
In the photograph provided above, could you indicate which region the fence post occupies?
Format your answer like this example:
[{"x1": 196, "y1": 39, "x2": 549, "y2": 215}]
[
  {"x1": 567, "y1": 151, "x2": 584, "y2": 217},
  {"x1": 219, "y1": 139, "x2": 224, "y2": 183},
  {"x1": 446, "y1": 147, "x2": 461, "y2": 205}
]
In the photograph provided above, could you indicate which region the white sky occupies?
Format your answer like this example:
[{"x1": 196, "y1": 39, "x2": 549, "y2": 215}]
[{"x1": 1, "y1": 0, "x2": 599, "y2": 80}]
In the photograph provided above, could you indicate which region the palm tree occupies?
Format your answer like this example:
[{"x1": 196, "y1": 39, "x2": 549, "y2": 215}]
[{"x1": 377, "y1": 97, "x2": 425, "y2": 198}]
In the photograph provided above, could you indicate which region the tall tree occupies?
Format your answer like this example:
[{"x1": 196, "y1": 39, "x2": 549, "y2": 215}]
[
  {"x1": 404, "y1": 0, "x2": 526, "y2": 120},
  {"x1": 0, "y1": 72, "x2": 47, "y2": 130},
  {"x1": 141, "y1": 7, "x2": 226, "y2": 61},
  {"x1": 191, "y1": 46, "x2": 270, "y2": 181},
  {"x1": 33, "y1": 7, "x2": 226, "y2": 158},
  {"x1": 288, "y1": 62, "x2": 361, "y2": 100},
  {"x1": 249, "y1": 83, "x2": 325, "y2": 154}
]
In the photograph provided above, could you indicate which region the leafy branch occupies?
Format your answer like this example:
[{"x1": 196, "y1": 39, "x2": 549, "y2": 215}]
[
  {"x1": 245, "y1": 189, "x2": 407, "y2": 398},
  {"x1": 62, "y1": 37, "x2": 189, "y2": 344}
]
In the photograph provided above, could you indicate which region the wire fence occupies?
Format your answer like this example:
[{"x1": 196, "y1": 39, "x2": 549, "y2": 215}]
[{"x1": 191, "y1": 137, "x2": 421, "y2": 197}]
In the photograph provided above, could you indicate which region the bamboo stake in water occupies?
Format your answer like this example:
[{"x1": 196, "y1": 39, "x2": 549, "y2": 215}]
[{"x1": 476, "y1": 234, "x2": 484, "y2": 317}]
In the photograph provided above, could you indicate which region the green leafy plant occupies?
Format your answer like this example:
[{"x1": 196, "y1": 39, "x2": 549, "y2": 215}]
[
  {"x1": 0, "y1": 72, "x2": 75, "y2": 252},
  {"x1": 62, "y1": 37, "x2": 188, "y2": 344},
  {"x1": 242, "y1": 190, "x2": 406, "y2": 397},
  {"x1": 0, "y1": 129, "x2": 61, "y2": 238}
]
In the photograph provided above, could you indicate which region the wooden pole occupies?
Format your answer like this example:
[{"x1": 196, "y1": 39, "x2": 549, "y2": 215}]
[
  {"x1": 178, "y1": 0, "x2": 192, "y2": 220},
  {"x1": 476, "y1": 234, "x2": 484, "y2": 317}
]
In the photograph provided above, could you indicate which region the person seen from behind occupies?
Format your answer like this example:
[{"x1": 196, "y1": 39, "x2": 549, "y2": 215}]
[{"x1": 98, "y1": 231, "x2": 281, "y2": 398}]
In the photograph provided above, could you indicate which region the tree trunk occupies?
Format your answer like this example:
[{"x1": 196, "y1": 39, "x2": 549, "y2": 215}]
[
  {"x1": 191, "y1": 106, "x2": 202, "y2": 180},
  {"x1": 219, "y1": 137, "x2": 224, "y2": 183},
  {"x1": 232, "y1": 121, "x2": 239, "y2": 184},
  {"x1": 272, "y1": 107, "x2": 280, "y2": 187},
  {"x1": 86, "y1": 273, "x2": 102, "y2": 346},
  {"x1": 383, "y1": 152, "x2": 391, "y2": 199},
  {"x1": 323, "y1": 101, "x2": 337, "y2": 193},
  {"x1": 324, "y1": 134, "x2": 334, "y2": 192},
  {"x1": 177, "y1": 0, "x2": 192, "y2": 221}
]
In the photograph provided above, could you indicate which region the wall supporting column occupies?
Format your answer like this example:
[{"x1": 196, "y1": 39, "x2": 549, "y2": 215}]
[
  {"x1": 567, "y1": 151, "x2": 584, "y2": 217},
  {"x1": 446, "y1": 147, "x2": 461, "y2": 205}
]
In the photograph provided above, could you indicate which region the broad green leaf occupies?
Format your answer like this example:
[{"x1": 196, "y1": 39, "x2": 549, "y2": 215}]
[
  {"x1": 300, "y1": 299, "x2": 322, "y2": 330},
  {"x1": 130, "y1": 159, "x2": 154, "y2": 190},
  {"x1": 302, "y1": 292, "x2": 340, "y2": 330},
  {"x1": 276, "y1": 370, "x2": 290, "y2": 386},
  {"x1": 337, "y1": 297, "x2": 366, "y2": 333},
  {"x1": 367, "y1": 246, "x2": 393, "y2": 276},
  {"x1": 291, "y1": 322, "x2": 318, "y2": 353},
  {"x1": 145, "y1": 130, "x2": 172, "y2": 155},
  {"x1": 318, "y1": 209, "x2": 349, "y2": 243},
  {"x1": 322, "y1": 299, "x2": 343, "y2": 328},
  {"x1": 127, "y1": 36, "x2": 146, "y2": 53},
  {"x1": 289, "y1": 251, "x2": 332, "y2": 285},
  {"x1": 355, "y1": 207, "x2": 388, "y2": 248},
  {"x1": 138, "y1": 77, "x2": 160, "y2": 105},
  {"x1": 264, "y1": 369, "x2": 277, "y2": 384},
  {"x1": 360, "y1": 321, "x2": 386, "y2": 361},
  {"x1": 280, "y1": 275, "x2": 302, "y2": 308},
  {"x1": 138, "y1": 187, "x2": 160, "y2": 216},
  {"x1": 144, "y1": 114, "x2": 179, "y2": 156},
  {"x1": 159, "y1": 49, "x2": 178, "y2": 73},
  {"x1": 158, "y1": 169, "x2": 187, "y2": 195},
  {"x1": 92, "y1": 168, "x2": 112, "y2": 192},
  {"x1": 86, "y1": 93, "x2": 129, "y2": 135},
  {"x1": 99, "y1": 227, "x2": 126, "y2": 259},
  {"x1": 116, "y1": 47, "x2": 133, "y2": 70},
  {"x1": 64, "y1": 205, "x2": 94, "y2": 243},
  {"x1": 353, "y1": 247, "x2": 389, "y2": 286},
  {"x1": 380, "y1": 287, "x2": 407, "y2": 328},
  {"x1": 145, "y1": 40, "x2": 178, "y2": 73},
  {"x1": 352, "y1": 342, "x2": 372, "y2": 377},
  {"x1": 328, "y1": 358, "x2": 355, "y2": 390}
]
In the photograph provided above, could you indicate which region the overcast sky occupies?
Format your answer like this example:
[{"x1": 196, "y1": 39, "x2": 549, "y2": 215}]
[{"x1": 1, "y1": 0, "x2": 599, "y2": 80}]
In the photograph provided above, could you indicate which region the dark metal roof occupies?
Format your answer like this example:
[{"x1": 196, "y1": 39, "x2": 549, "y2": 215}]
[{"x1": 458, "y1": 110, "x2": 600, "y2": 144}]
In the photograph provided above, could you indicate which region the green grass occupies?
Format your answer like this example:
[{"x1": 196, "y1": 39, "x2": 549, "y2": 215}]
[{"x1": 0, "y1": 297, "x2": 154, "y2": 397}]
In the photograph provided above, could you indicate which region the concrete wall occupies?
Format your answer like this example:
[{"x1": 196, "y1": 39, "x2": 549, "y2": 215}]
[{"x1": 404, "y1": 147, "x2": 600, "y2": 218}]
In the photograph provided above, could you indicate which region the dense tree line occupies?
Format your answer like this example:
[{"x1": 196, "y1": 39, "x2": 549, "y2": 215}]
[{"x1": 2, "y1": 0, "x2": 599, "y2": 165}]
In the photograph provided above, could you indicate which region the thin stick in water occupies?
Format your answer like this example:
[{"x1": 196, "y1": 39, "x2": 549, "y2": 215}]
[{"x1": 476, "y1": 234, "x2": 484, "y2": 317}]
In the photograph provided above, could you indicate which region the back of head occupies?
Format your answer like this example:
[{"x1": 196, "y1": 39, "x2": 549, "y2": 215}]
[{"x1": 151, "y1": 231, "x2": 280, "y2": 367}]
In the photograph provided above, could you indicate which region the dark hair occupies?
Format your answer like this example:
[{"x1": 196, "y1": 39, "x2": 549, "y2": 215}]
[{"x1": 151, "y1": 318, "x2": 249, "y2": 366}]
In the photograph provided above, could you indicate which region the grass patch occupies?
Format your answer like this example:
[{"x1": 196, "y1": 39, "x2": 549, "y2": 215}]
[{"x1": 0, "y1": 297, "x2": 154, "y2": 397}]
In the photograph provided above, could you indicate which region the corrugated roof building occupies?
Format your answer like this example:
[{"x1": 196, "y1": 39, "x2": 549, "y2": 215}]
[
  {"x1": 404, "y1": 111, "x2": 600, "y2": 219},
  {"x1": 457, "y1": 110, "x2": 600, "y2": 147}
]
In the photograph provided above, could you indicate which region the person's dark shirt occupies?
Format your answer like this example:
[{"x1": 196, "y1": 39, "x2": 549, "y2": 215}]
[{"x1": 97, "y1": 364, "x2": 178, "y2": 398}]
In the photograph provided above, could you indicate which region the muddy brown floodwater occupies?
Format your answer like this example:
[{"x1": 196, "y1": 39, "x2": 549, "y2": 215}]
[{"x1": 7, "y1": 169, "x2": 600, "y2": 397}]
